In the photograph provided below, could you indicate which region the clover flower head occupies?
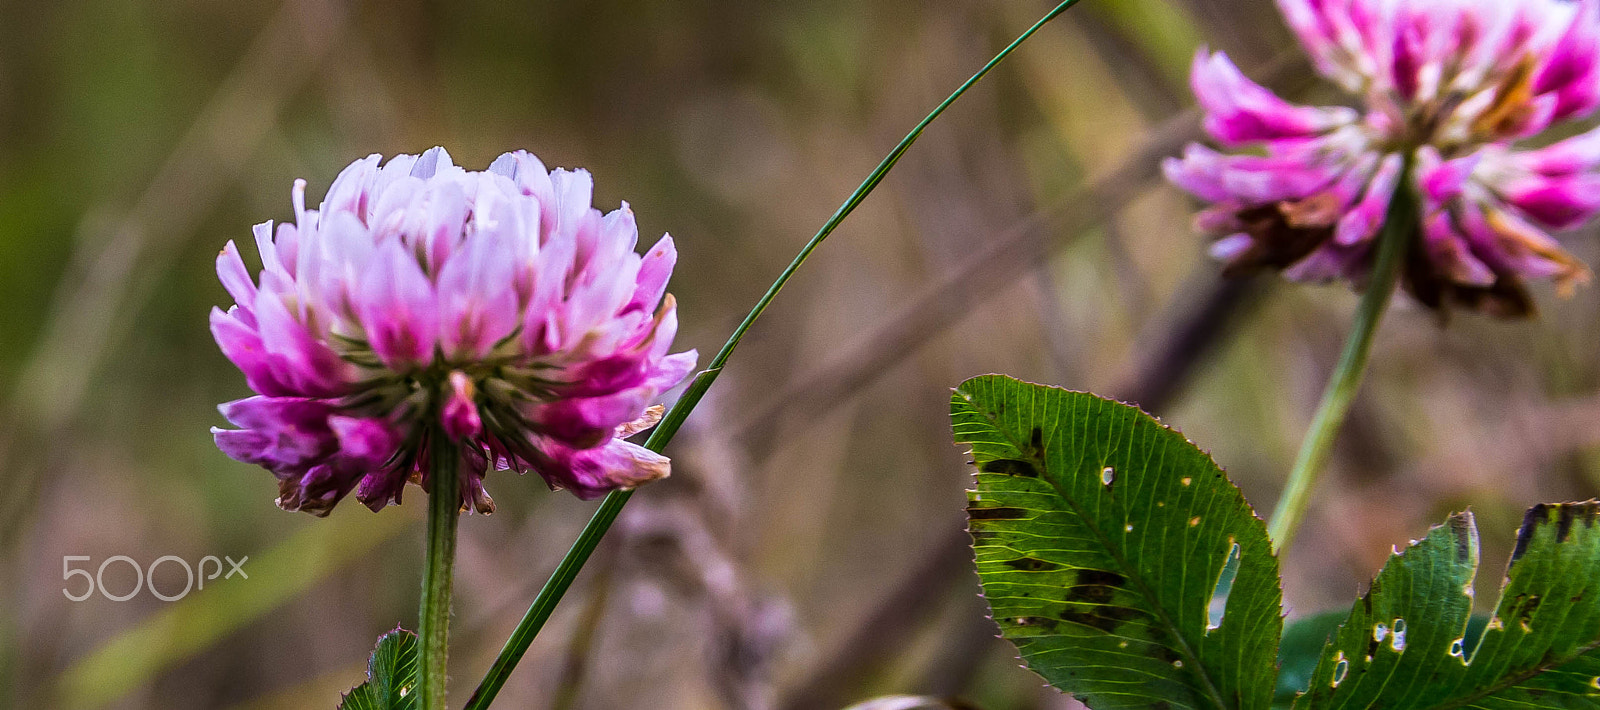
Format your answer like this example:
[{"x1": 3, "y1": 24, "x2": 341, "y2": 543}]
[
  {"x1": 211, "y1": 147, "x2": 697, "y2": 515},
  {"x1": 1166, "y1": 0, "x2": 1600, "y2": 315}
]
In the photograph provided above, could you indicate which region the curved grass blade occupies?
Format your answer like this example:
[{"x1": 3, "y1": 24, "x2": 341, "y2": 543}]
[
  {"x1": 953, "y1": 375, "x2": 1282, "y2": 710},
  {"x1": 340, "y1": 628, "x2": 419, "y2": 710},
  {"x1": 464, "y1": 3, "x2": 1086, "y2": 707},
  {"x1": 1292, "y1": 502, "x2": 1600, "y2": 709}
]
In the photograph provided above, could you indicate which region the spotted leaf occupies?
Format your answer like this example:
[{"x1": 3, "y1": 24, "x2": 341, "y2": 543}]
[
  {"x1": 953, "y1": 375, "x2": 1282, "y2": 710},
  {"x1": 1292, "y1": 503, "x2": 1600, "y2": 709}
]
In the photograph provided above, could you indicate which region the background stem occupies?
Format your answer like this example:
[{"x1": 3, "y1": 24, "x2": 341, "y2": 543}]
[
  {"x1": 462, "y1": 2, "x2": 1084, "y2": 707},
  {"x1": 419, "y1": 433, "x2": 461, "y2": 710},
  {"x1": 1267, "y1": 164, "x2": 1417, "y2": 553}
]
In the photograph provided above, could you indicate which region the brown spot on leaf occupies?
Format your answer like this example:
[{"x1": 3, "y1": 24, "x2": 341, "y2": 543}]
[
  {"x1": 1511, "y1": 505, "x2": 1551, "y2": 564},
  {"x1": 1067, "y1": 569, "x2": 1127, "y2": 603},
  {"x1": 1056, "y1": 568, "x2": 1136, "y2": 633},
  {"x1": 967, "y1": 506, "x2": 1028, "y2": 521},
  {"x1": 1005, "y1": 557, "x2": 1062, "y2": 572},
  {"x1": 1448, "y1": 514, "x2": 1474, "y2": 564},
  {"x1": 1008, "y1": 616, "x2": 1061, "y2": 632},
  {"x1": 1153, "y1": 645, "x2": 1183, "y2": 665},
  {"x1": 1060, "y1": 609, "x2": 1121, "y2": 633},
  {"x1": 1511, "y1": 593, "x2": 1543, "y2": 629},
  {"x1": 980, "y1": 459, "x2": 1039, "y2": 478},
  {"x1": 1558, "y1": 506, "x2": 1579, "y2": 543}
]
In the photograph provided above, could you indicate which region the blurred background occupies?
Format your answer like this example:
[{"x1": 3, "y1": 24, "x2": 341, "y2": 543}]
[{"x1": 3, "y1": 0, "x2": 1599, "y2": 708}]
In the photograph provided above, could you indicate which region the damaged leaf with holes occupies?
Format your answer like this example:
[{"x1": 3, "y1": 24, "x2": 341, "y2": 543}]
[
  {"x1": 1291, "y1": 502, "x2": 1600, "y2": 709},
  {"x1": 340, "y1": 628, "x2": 419, "y2": 710},
  {"x1": 1274, "y1": 612, "x2": 1348, "y2": 708},
  {"x1": 953, "y1": 375, "x2": 1282, "y2": 710}
]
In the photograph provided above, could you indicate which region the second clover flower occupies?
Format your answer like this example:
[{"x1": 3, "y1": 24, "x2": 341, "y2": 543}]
[
  {"x1": 1166, "y1": 0, "x2": 1600, "y2": 316},
  {"x1": 210, "y1": 148, "x2": 698, "y2": 515}
]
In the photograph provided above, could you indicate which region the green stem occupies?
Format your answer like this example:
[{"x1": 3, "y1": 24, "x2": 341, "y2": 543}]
[
  {"x1": 418, "y1": 432, "x2": 461, "y2": 710},
  {"x1": 463, "y1": 2, "x2": 1083, "y2": 707},
  {"x1": 1267, "y1": 162, "x2": 1417, "y2": 553}
]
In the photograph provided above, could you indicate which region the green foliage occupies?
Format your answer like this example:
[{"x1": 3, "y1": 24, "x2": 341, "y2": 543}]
[
  {"x1": 340, "y1": 628, "x2": 419, "y2": 710},
  {"x1": 1275, "y1": 612, "x2": 1347, "y2": 708},
  {"x1": 952, "y1": 375, "x2": 1283, "y2": 710},
  {"x1": 1293, "y1": 504, "x2": 1600, "y2": 709},
  {"x1": 953, "y1": 375, "x2": 1600, "y2": 710}
]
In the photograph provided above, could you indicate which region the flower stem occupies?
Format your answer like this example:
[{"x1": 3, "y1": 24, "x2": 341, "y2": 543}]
[
  {"x1": 1267, "y1": 165, "x2": 1417, "y2": 553},
  {"x1": 418, "y1": 432, "x2": 461, "y2": 710},
  {"x1": 463, "y1": 2, "x2": 1084, "y2": 707}
]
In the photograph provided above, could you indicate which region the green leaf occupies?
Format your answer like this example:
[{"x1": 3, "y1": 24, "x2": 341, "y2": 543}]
[
  {"x1": 1273, "y1": 612, "x2": 1498, "y2": 708},
  {"x1": 1276, "y1": 612, "x2": 1348, "y2": 708},
  {"x1": 339, "y1": 627, "x2": 419, "y2": 710},
  {"x1": 952, "y1": 375, "x2": 1282, "y2": 710},
  {"x1": 1292, "y1": 502, "x2": 1600, "y2": 709}
]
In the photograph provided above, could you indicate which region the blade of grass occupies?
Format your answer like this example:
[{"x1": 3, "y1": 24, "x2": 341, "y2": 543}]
[{"x1": 463, "y1": 2, "x2": 1086, "y2": 706}]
